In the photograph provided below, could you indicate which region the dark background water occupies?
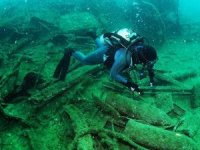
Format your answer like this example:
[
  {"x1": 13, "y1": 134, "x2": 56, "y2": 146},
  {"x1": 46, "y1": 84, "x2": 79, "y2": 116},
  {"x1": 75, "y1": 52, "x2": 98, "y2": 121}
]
[
  {"x1": 179, "y1": 0, "x2": 200, "y2": 23},
  {"x1": 0, "y1": 0, "x2": 199, "y2": 48},
  {"x1": 1, "y1": 0, "x2": 199, "y2": 22},
  {"x1": 0, "y1": 0, "x2": 198, "y2": 38}
]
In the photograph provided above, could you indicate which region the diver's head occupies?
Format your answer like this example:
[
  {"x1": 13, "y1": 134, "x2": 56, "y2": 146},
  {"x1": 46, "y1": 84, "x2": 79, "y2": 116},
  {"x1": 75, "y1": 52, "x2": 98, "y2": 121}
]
[
  {"x1": 138, "y1": 45, "x2": 158, "y2": 64},
  {"x1": 117, "y1": 28, "x2": 137, "y2": 41}
]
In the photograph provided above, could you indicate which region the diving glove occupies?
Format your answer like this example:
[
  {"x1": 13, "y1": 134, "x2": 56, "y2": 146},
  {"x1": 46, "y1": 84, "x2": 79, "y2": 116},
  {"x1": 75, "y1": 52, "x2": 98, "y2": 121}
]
[
  {"x1": 124, "y1": 81, "x2": 142, "y2": 94},
  {"x1": 149, "y1": 77, "x2": 154, "y2": 87}
]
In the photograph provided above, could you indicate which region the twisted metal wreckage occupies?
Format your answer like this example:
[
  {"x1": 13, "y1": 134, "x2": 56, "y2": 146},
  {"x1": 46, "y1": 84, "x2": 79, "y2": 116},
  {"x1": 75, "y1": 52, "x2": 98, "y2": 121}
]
[
  {"x1": 0, "y1": 50, "x2": 200, "y2": 149},
  {"x1": 0, "y1": 1, "x2": 200, "y2": 149}
]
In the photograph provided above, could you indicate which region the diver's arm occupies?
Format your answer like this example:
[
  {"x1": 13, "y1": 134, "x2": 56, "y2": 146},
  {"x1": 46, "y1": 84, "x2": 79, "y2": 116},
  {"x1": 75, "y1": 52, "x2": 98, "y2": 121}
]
[
  {"x1": 147, "y1": 63, "x2": 155, "y2": 86},
  {"x1": 139, "y1": 64, "x2": 146, "y2": 80},
  {"x1": 110, "y1": 51, "x2": 128, "y2": 84},
  {"x1": 110, "y1": 49, "x2": 141, "y2": 93}
]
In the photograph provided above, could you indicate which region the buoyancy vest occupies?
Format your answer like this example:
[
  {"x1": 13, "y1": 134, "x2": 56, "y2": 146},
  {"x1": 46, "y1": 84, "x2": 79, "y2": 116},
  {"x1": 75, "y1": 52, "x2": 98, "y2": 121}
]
[{"x1": 103, "y1": 32, "x2": 144, "y2": 68}]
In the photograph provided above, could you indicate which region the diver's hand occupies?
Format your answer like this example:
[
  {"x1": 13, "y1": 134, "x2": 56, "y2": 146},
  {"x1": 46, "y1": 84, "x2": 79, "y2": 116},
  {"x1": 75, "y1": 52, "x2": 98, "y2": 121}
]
[
  {"x1": 149, "y1": 77, "x2": 155, "y2": 87},
  {"x1": 149, "y1": 79, "x2": 155, "y2": 87},
  {"x1": 126, "y1": 82, "x2": 142, "y2": 94},
  {"x1": 150, "y1": 82, "x2": 154, "y2": 87}
]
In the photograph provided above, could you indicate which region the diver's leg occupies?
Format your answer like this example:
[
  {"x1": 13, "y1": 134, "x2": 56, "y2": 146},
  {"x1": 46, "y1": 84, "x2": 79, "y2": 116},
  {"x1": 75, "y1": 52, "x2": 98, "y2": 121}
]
[
  {"x1": 53, "y1": 46, "x2": 108, "y2": 80},
  {"x1": 72, "y1": 45, "x2": 108, "y2": 65},
  {"x1": 95, "y1": 35, "x2": 105, "y2": 48}
]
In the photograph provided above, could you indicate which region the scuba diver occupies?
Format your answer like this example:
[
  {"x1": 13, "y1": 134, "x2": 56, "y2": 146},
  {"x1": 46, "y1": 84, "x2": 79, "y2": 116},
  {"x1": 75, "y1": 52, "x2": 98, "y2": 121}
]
[{"x1": 53, "y1": 28, "x2": 158, "y2": 94}]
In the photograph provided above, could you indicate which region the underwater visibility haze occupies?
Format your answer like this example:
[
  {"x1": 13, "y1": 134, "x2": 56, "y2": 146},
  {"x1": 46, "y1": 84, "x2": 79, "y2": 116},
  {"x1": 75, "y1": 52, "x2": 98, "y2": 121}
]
[{"x1": 0, "y1": 0, "x2": 200, "y2": 149}]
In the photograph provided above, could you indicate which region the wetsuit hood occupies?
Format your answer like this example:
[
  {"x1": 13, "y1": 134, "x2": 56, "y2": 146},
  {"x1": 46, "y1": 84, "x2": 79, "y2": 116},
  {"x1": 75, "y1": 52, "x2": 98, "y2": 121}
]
[{"x1": 139, "y1": 45, "x2": 157, "y2": 63}]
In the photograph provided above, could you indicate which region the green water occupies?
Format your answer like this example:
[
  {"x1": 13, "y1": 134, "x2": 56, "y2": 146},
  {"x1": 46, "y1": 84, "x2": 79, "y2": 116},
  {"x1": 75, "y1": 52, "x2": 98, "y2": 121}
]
[{"x1": 0, "y1": 0, "x2": 200, "y2": 149}]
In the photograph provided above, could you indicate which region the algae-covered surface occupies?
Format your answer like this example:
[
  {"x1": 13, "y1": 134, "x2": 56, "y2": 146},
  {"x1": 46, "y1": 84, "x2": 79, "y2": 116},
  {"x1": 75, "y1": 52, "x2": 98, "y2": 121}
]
[{"x1": 1, "y1": 0, "x2": 200, "y2": 149}]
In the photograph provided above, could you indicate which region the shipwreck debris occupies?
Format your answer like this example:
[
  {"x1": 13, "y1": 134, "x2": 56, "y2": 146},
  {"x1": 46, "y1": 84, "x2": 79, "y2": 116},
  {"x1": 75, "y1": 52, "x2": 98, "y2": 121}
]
[{"x1": 124, "y1": 119, "x2": 199, "y2": 150}]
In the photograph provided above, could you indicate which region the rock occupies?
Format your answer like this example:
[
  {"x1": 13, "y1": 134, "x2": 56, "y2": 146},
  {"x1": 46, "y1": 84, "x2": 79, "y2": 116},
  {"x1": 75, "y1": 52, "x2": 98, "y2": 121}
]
[
  {"x1": 124, "y1": 119, "x2": 199, "y2": 150},
  {"x1": 191, "y1": 83, "x2": 200, "y2": 108},
  {"x1": 50, "y1": 34, "x2": 68, "y2": 45},
  {"x1": 0, "y1": 52, "x2": 5, "y2": 66},
  {"x1": 155, "y1": 93, "x2": 174, "y2": 113},
  {"x1": 175, "y1": 109, "x2": 200, "y2": 137},
  {"x1": 21, "y1": 72, "x2": 45, "y2": 90},
  {"x1": 0, "y1": 26, "x2": 14, "y2": 40},
  {"x1": 106, "y1": 93, "x2": 175, "y2": 127},
  {"x1": 59, "y1": 12, "x2": 100, "y2": 34}
]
